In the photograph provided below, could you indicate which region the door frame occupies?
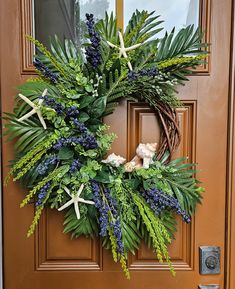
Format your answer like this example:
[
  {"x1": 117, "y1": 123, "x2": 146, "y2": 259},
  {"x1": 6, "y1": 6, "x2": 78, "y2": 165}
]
[
  {"x1": 225, "y1": 1, "x2": 235, "y2": 288},
  {"x1": 0, "y1": 1, "x2": 235, "y2": 289}
]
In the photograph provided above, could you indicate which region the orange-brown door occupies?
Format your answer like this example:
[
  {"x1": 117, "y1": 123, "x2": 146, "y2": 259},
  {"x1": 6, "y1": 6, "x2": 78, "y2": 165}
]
[{"x1": 0, "y1": 0, "x2": 233, "y2": 289}]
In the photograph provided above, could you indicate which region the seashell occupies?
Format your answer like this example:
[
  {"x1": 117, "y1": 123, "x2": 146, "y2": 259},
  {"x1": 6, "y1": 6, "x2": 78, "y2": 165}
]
[
  {"x1": 124, "y1": 156, "x2": 142, "y2": 172},
  {"x1": 136, "y1": 143, "x2": 157, "y2": 169},
  {"x1": 102, "y1": 153, "x2": 126, "y2": 167}
]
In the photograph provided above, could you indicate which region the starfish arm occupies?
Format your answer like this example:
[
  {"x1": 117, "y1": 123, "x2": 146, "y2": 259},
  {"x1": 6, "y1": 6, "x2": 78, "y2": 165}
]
[
  {"x1": 78, "y1": 198, "x2": 95, "y2": 205},
  {"x1": 127, "y1": 61, "x2": 133, "y2": 71},
  {"x1": 64, "y1": 187, "x2": 71, "y2": 197},
  {"x1": 120, "y1": 50, "x2": 133, "y2": 70},
  {"x1": 107, "y1": 41, "x2": 118, "y2": 49},
  {"x1": 37, "y1": 110, "x2": 47, "y2": 129},
  {"x1": 38, "y1": 98, "x2": 44, "y2": 106},
  {"x1": 118, "y1": 31, "x2": 125, "y2": 49},
  {"x1": 18, "y1": 109, "x2": 36, "y2": 122},
  {"x1": 42, "y1": 89, "x2": 48, "y2": 97},
  {"x1": 122, "y1": 50, "x2": 129, "y2": 59},
  {"x1": 58, "y1": 199, "x2": 74, "y2": 211},
  {"x1": 74, "y1": 202, "x2": 81, "y2": 219},
  {"x1": 18, "y1": 94, "x2": 36, "y2": 108},
  {"x1": 125, "y1": 43, "x2": 142, "y2": 51},
  {"x1": 77, "y1": 184, "x2": 85, "y2": 197}
]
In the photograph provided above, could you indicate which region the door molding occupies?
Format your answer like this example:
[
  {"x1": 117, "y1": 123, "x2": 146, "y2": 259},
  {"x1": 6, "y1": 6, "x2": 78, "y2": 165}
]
[{"x1": 225, "y1": 1, "x2": 235, "y2": 288}]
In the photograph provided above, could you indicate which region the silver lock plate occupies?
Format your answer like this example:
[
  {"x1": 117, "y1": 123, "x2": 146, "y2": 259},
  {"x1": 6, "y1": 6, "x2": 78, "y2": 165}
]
[
  {"x1": 198, "y1": 285, "x2": 219, "y2": 289},
  {"x1": 199, "y1": 246, "x2": 220, "y2": 275}
]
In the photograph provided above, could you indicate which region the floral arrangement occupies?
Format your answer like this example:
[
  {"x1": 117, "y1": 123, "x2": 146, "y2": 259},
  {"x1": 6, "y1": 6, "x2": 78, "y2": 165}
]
[{"x1": 4, "y1": 10, "x2": 207, "y2": 278}]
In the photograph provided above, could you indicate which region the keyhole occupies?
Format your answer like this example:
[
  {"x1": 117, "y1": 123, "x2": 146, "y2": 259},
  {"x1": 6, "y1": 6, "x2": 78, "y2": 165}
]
[{"x1": 205, "y1": 256, "x2": 218, "y2": 270}]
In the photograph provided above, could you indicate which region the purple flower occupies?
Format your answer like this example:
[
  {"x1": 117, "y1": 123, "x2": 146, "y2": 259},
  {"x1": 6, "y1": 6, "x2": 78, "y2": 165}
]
[
  {"x1": 39, "y1": 95, "x2": 65, "y2": 114},
  {"x1": 128, "y1": 67, "x2": 159, "y2": 82},
  {"x1": 91, "y1": 181, "x2": 109, "y2": 237},
  {"x1": 69, "y1": 159, "x2": 81, "y2": 173},
  {"x1": 85, "y1": 14, "x2": 101, "y2": 68},
  {"x1": 128, "y1": 71, "x2": 138, "y2": 81},
  {"x1": 139, "y1": 67, "x2": 158, "y2": 77},
  {"x1": 53, "y1": 134, "x2": 98, "y2": 150},
  {"x1": 71, "y1": 118, "x2": 88, "y2": 133},
  {"x1": 141, "y1": 188, "x2": 191, "y2": 223},
  {"x1": 111, "y1": 219, "x2": 124, "y2": 254},
  {"x1": 37, "y1": 155, "x2": 58, "y2": 175},
  {"x1": 33, "y1": 58, "x2": 59, "y2": 84},
  {"x1": 66, "y1": 106, "x2": 79, "y2": 117},
  {"x1": 77, "y1": 134, "x2": 98, "y2": 149},
  {"x1": 36, "y1": 181, "x2": 52, "y2": 206},
  {"x1": 91, "y1": 181, "x2": 124, "y2": 252}
]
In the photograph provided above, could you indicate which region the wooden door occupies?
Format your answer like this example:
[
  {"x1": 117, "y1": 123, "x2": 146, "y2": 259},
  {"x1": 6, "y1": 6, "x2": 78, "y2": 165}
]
[{"x1": 0, "y1": 0, "x2": 233, "y2": 288}]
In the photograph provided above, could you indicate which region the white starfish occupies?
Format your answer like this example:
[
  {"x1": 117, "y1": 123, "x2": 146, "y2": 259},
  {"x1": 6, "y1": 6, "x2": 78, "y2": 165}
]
[
  {"x1": 107, "y1": 31, "x2": 142, "y2": 71},
  {"x1": 17, "y1": 88, "x2": 48, "y2": 129},
  {"x1": 58, "y1": 184, "x2": 95, "y2": 220}
]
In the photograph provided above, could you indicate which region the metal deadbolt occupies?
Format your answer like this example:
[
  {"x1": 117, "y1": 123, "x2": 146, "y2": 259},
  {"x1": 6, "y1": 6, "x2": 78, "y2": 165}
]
[{"x1": 199, "y1": 246, "x2": 220, "y2": 275}]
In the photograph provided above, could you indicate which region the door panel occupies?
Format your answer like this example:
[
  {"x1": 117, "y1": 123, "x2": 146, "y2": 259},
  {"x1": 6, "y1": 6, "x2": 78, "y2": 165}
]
[{"x1": 0, "y1": 0, "x2": 232, "y2": 289}]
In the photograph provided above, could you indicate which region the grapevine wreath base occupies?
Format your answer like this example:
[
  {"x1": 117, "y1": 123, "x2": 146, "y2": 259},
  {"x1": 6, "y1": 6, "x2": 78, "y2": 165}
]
[{"x1": 4, "y1": 11, "x2": 207, "y2": 278}]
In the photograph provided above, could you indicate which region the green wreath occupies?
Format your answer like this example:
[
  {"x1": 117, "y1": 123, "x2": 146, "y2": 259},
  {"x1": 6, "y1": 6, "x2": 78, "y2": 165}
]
[{"x1": 4, "y1": 10, "x2": 207, "y2": 278}]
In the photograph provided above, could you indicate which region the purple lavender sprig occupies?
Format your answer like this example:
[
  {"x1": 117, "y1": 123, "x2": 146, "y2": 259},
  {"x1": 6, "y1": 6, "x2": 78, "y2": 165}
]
[
  {"x1": 69, "y1": 159, "x2": 81, "y2": 173},
  {"x1": 128, "y1": 67, "x2": 159, "y2": 81},
  {"x1": 91, "y1": 181, "x2": 109, "y2": 237},
  {"x1": 71, "y1": 118, "x2": 88, "y2": 133},
  {"x1": 66, "y1": 106, "x2": 79, "y2": 117},
  {"x1": 39, "y1": 95, "x2": 65, "y2": 114},
  {"x1": 33, "y1": 58, "x2": 59, "y2": 84},
  {"x1": 35, "y1": 181, "x2": 52, "y2": 206},
  {"x1": 85, "y1": 14, "x2": 101, "y2": 68},
  {"x1": 141, "y1": 188, "x2": 191, "y2": 223},
  {"x1": 53, "y1": 134, "x2": 98, "y2": 150},
  {"x1": 36, "y1": 155, "x2": 58, "y2": 175},
  {"x1": 111, "y1": 219, "x2": 124, "y2": 254},
  {"x1": 91, "y1": 182, "x2": 124, "y2": 253}
]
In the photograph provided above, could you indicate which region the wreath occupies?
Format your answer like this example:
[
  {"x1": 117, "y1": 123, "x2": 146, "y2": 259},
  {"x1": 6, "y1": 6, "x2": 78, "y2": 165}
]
[{"x1": 4, "y1": 10, "x2": 207, "y2": 278}]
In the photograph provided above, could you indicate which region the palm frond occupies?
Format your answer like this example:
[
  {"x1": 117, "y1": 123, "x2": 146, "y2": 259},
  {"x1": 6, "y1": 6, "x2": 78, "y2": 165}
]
[
  {"x1": 3, "y1": 113, "x2": 49, "y2": 153},
  {"x1": 156, "y1": 25, "x2": 207, "y2": 62},
  {"x1": 96, "y1": 12, "x2": 118, "y2": 42},
  {"x1": 50, "y1": 35, "x2": 82, "y2": 64},
  {"x1": 124, "y1": 10, "x2": 163, "y2": 45}
]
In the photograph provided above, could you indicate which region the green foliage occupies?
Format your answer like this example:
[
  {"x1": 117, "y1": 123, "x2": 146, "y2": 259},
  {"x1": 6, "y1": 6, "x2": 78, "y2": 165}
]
[
  {"x1": 3, "y1": 113, "x2": 49, "y2": 153},
  {"x1": 124, "y1": 10, "x2": 163, "y2": 45},
  {"x1": 96, "y1": 12, "x2": 118, "y2": 42},
  {"x1": 3, "y1": 10, "x2": 207, "y2": 279},
  {"x1": 50, "y1": 35, "x2": 82, "y2": 65},
  {"x1": 96, "y1": 125, "x2": 116, "y2": 155},
  {"x1": 20, "y1": 165, "x2": 69, "y2": 208},
  {"x1": 63, "y1": 206, "x2": 99, "y2": 238},
  {"x1": 157, "y1": 54, "x2": 207, "y2": 70},
  {"x1": 156, "y1": 26, "x2": 207, "y2": 61},
  {"x1": 79, "y1": 160, "x2": 102, "y2": 182},
  {"x1": 89, "y1": 96, "x2": 107, "y2": 118},
  {"x1": 27, "y1": 184, "x2": 54, "y2": 237},
  {"x1": 154, "y1": 26, "x2": 207, "y2": 82},
  {"x1": 5, "y1": 133, "x2": 58, "y2": 184},
  {"x1": 158, "y1": 155, "x2": 204, "y2": 215},
  {"x1": 27, "y1": 35, "x2": 67, "y2": 78},
  {"x1": 121, "y1": 220, "x2": 141, "y2": 254},
  {"x1": 133, "y1": 193, "x2": 175, "y2": 276},
  {"x1": 132, "y1": 153, "x2": 203, "y2": 215}
]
